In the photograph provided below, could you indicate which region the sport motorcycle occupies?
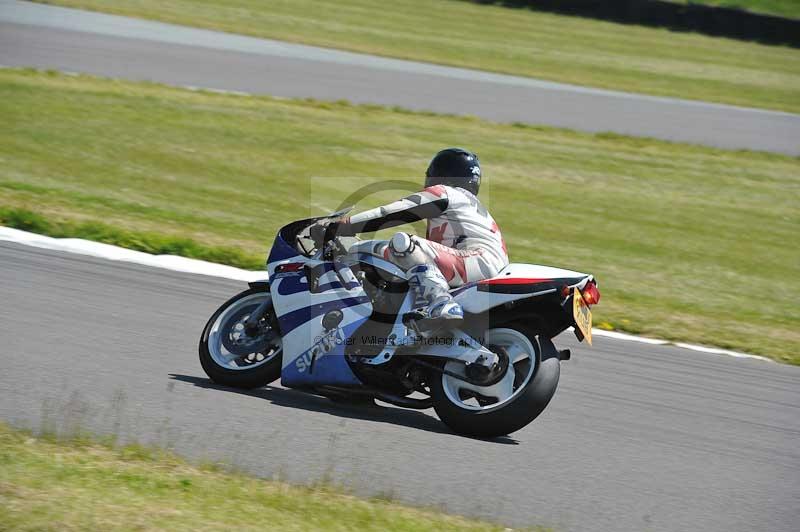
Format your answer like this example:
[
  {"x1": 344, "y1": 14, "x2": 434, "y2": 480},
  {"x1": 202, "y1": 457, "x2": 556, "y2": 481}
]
[{"x1": 199, "y1": 209, "x2": 600, "y2": 437}]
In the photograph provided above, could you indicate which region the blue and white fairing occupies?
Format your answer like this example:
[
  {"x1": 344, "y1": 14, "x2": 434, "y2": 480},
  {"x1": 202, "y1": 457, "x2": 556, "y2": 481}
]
[{"x1": 265, "y1": 217, "x2": 371, "y2": 388}]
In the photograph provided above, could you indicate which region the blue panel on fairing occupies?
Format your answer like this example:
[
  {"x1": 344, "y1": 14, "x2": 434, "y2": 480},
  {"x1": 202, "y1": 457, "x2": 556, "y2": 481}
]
[
  {"x1": 275, "y1": 294, "x2": 370, "y2": 336},
  {"x1": 267, "y1": 232, "x2": 301, "y2": 265},
  {"x1": 280, "y1": 318, "x2": 366, "y2": 387},
  {"x1": 275, "y1": 266, "x2": 346, "y2": 296}
]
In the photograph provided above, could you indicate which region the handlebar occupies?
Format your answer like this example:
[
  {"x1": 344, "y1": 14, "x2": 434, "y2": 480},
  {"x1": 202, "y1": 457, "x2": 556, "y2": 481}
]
[{"x1": 309, "y1": 221, "x2": 348, "y2": 261}]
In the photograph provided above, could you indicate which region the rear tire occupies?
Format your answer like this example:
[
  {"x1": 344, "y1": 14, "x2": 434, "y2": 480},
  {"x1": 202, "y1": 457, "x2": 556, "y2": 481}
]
[
  {"x1": 199, "y1": 288, "x2": 282, "y2": 389},
  {"x1": 430, "y1": 323, "x2": 560, "y2": 438}
]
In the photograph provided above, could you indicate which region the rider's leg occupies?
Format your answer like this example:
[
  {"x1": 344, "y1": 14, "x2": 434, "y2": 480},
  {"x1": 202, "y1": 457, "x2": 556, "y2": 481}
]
[
  {"x1": 406, "y1": 264, "x2": 463, "y2": 321},
  {"x1": 386, "y1": 232, "x2": 488, "y2": 322},
  {"x1": 386, "y1": 233, "x2": 457, "y2": 320},
  {"x1": 422, "y1": 239, "x2": 498, "y2": 286}
]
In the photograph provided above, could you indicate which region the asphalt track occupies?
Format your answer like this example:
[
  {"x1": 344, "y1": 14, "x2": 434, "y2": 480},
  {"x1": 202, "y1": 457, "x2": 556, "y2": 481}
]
[
  {"x1": 1, "y1": 0, "x2": 799, "y2": 155},
  {"x1": 1, "y1": 241, "x2": 798, "y2": 531}
]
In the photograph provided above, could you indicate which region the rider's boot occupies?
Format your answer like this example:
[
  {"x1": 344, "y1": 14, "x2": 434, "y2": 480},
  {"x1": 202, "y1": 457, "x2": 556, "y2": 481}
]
[
  {"x1": 388, "y1": 232, "x2": 463, "y2": 331},
  {"x1": 406, "y1": 264, "x2": 463, "y2": 329}
]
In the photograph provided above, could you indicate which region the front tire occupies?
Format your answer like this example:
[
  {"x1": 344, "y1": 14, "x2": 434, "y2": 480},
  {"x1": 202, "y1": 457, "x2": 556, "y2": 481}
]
[
  {"x1": 199, "y1": 288, "x2": 282, "y2": 389},
  {"x1": 430, "y1": 324, "x2": 560, "y2": 438}
]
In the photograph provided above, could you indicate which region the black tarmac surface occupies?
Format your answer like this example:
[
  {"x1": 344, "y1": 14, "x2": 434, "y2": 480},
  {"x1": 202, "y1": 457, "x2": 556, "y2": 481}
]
[{"x1": 1, "y1": 242, "x2": 798, "y2": 531}]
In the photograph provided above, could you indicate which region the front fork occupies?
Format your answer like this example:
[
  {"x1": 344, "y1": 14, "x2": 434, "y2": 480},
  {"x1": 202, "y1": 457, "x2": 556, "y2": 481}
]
[{"x1": 243, "y1": 281, "x2": 273, "y2": 336}]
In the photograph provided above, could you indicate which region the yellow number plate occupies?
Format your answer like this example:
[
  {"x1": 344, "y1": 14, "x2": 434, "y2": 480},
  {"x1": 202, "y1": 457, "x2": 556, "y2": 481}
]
[{"x1": 573, "y1": 287, "x2": 593, "y2": 345}]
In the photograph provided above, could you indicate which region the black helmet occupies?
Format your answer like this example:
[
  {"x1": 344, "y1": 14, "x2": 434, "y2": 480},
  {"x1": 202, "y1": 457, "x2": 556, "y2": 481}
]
[{"x1": 424, "y1": 148, "x2": 481, "y2": 195}]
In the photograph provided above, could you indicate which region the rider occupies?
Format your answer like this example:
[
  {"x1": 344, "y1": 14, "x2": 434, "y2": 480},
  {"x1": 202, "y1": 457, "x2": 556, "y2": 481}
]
[{"x1": 332, "y1": 148, "x2": 509, "y2": 326}]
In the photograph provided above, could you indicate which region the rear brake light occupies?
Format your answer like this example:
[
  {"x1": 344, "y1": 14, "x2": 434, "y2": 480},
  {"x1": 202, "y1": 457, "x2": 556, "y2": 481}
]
[{"x1": 581, "y1": 281, "x2": 600, "y2": 305}]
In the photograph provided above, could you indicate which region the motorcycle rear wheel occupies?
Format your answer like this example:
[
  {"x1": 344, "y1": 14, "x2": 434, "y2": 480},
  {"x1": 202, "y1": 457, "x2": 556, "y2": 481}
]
[
  {"x1": 199, "y1": 288, "x2": 282, "y2": 389},
  {"x1": 430, "y1": 323, "x2": 560, "y2": 438}
]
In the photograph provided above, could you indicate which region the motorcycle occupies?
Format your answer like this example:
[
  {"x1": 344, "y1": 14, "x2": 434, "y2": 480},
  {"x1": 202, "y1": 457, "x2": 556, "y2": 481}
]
[{"x1": 199, "y1": 209, "x2": 600, "y2": 437}]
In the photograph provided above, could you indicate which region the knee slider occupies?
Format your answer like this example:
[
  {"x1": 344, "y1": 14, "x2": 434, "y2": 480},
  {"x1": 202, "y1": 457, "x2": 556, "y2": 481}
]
[{"x1": 389, "y1": 232, "x2": 415, "y2": 257}]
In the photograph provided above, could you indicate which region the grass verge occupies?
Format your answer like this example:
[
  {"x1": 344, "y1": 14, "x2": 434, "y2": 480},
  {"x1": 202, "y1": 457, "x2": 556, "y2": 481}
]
[
  {"x1": 1, "y1": 69, "x2": 798, "y2": 363},
  {"x1": 0, "y1": 207, "x2": 262, "y2": 270},
  {"x1": 33, "y1": 0, "x2": 800, "y2": 113},
  {"x1": 0, "y1": 423, "x2": 524, "y2": 531}
]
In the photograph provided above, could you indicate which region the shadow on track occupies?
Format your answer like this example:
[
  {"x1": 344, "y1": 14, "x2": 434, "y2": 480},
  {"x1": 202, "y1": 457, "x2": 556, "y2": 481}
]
[{"x1": 169, "y1": 373, "x2": 518, "y2": 445}]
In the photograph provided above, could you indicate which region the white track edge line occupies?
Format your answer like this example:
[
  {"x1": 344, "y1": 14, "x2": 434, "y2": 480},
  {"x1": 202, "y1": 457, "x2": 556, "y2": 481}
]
[{"x1": 0, "y1": 226, "x2": 773, "y2": 362}]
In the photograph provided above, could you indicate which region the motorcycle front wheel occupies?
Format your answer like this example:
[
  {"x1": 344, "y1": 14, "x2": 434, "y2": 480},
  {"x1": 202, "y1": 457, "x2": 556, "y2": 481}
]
[
  {"x1": 430, "y1": 323, "x2": 560, "y2": 438},
  {"x1": 199, "y1": 288, "x2": 282, "y2": 389}
]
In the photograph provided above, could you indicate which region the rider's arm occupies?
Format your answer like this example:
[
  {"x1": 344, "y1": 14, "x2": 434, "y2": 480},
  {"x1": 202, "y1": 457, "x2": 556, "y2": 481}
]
[{"x1": 339, "y1": 186, "x2": 449, "y2": 234}]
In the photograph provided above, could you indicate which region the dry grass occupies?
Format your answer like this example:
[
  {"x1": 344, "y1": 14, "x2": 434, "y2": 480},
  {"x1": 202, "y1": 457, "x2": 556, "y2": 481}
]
[{"x1": 0, "y1": 423, "x2": 524, "y2": 531}]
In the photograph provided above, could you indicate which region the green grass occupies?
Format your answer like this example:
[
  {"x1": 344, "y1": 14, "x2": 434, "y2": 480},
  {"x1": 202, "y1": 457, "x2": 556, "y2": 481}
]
[
  {"x1": 0, "y1": 423, "x2": 522, "y2": 531},
  {"x1": 1, "y1": 69, "x2": 798, "y2": 363},
  {"x1": 33, "y1": 0, "x2": 800, "y2": 113},
  {"x1": 0, "y1": 207, "x2": 263, "y2": 269},
  {"x1": 670, "y1": 0, "x2": 800, "y2": 19}
]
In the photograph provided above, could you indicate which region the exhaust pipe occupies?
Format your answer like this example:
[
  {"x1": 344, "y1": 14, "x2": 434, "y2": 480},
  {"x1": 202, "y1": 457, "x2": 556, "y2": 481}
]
[{"x1": 319, "y1": 386, "x2": 432, "y2": 409}]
